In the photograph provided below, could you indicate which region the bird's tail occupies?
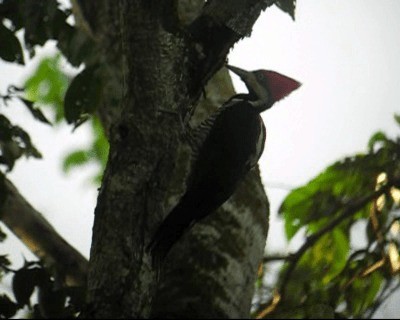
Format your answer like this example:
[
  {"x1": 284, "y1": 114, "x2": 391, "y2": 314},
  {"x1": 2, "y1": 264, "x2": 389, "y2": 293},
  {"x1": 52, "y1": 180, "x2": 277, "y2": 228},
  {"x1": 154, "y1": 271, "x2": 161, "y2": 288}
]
[{"x1": 147, "y1": 197, "x2": 198, "y2": 267}]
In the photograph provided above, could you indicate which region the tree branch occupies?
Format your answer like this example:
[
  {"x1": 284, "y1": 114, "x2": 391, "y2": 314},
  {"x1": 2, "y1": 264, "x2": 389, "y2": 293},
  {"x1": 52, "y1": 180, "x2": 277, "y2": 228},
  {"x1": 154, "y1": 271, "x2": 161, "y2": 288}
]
[
  {"x1": 278, "y1": 182, "x2": 394, "y2": 299},
  {"x1": 186, "y1": 0, "x2": 273, "y2": 115},
  {"x1": 263, "y1": 254, "x2": 293, "y2": 263},
  {"x1": 0, "y1": 175, "x2": 88, "y2": 286},
  {"x1": 365, "y1": 279, "x2": 400, "y2": 318}
]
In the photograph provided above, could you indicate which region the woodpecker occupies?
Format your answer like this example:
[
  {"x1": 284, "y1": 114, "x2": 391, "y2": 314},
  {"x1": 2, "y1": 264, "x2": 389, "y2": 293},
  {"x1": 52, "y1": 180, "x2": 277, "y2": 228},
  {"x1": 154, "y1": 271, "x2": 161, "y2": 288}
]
[{"x1": 148, "y1": 65, "x2": 301, "y2": 264}]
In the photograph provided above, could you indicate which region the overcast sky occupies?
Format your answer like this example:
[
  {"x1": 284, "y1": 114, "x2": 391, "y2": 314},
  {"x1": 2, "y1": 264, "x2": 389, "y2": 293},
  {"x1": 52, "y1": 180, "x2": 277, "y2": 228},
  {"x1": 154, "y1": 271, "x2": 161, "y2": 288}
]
[{"x1": 1, "y1": 1, "x2": 400, "y2": 317}]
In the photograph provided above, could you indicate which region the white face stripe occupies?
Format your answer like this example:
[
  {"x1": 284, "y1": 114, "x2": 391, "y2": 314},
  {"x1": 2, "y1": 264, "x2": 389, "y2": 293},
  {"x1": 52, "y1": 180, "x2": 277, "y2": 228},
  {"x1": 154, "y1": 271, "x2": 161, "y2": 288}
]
[
  {"x1": 245, "y1": 73, "x2": 270, "y2": 102},
  {"x1": 224, "y1": 97, "x2": 267, "y2": 169},
  {"x1": 246, "y1": 116, "x2": 266, "y2": 169},
  {"x1": 256, "y1": 117, "x2": 266, "y2": 157},
  {"x1": 235, "y1": 72, "x2": 271, "y2": 111}
]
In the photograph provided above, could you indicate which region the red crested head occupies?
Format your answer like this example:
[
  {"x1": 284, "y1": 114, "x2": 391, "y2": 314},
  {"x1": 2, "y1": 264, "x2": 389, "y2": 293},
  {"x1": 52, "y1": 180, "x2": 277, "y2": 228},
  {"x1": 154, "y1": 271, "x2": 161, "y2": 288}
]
[
  {"x1": 261, "y1": 70, "x2": 301, "y2": 103},
  {"x1": 227, "y1": 65, "x2": 301, "y2": 111}
]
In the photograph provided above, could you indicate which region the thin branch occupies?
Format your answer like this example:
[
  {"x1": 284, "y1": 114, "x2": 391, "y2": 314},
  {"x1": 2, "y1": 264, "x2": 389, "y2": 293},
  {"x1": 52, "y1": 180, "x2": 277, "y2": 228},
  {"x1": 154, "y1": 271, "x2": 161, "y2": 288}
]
[
  {"x1": 186, "y1": 0, "x2": 273, "y2": 116},
  {"x1": 278, "y1": 183, "x2": 393, "y2": 299},
  {"x1": 338, "y1": 249, "x2": 370, "y2": 282},
  {"x1": 365, "y1": 279, "x2": 400, "y2": 318},
  {"x1": 263, "y1": 254, "x2": 293, "y2": 263}
]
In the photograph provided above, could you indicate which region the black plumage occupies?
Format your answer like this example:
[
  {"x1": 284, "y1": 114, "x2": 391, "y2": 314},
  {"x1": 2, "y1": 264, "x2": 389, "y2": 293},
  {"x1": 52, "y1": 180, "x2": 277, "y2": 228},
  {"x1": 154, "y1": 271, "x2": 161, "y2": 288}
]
[{"x1": 148, "y1": 65, "x2": 300, "y2": 264}]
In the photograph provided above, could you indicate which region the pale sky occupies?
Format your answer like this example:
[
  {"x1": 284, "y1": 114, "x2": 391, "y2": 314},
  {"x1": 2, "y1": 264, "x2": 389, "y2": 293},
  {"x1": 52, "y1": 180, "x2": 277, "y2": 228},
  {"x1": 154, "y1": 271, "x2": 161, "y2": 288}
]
[{"x1": 1, "y1": 1, "x2": 400, "y2": 317}]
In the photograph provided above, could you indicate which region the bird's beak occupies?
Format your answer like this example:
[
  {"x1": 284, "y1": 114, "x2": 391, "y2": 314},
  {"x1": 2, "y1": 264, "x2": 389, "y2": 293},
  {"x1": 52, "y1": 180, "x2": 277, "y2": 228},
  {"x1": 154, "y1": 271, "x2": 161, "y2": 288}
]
[{"x1": 226, "y1": 65, "x2": 252, "y2": 81}]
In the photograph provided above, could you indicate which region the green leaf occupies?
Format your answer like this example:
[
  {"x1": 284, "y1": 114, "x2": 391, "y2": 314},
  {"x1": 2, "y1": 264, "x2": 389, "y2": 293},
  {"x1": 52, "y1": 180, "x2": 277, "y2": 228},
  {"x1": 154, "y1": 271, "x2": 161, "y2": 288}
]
[
  {"x1": 0, "y1": 294, "x2": 18, "y2": 318},
  {"x1": 300, "y1": 228, "x2": 349, "y2": 284},
  {"x1": 62, "y1": 117, "x2": 108, "y2": 185},
  {"x1": 329, "y1": 228, "x2": 350, "y2": 279},
  {"x1": 18, "y1": 98, "x2": 52, "y2": 125},
  {"x1": 64, "y1": 65, "x2": 103, "y2": 124},
  {"x1": 92, "y1": 172, "x2": 104, "y2": 186},
  {"x1": 0, "y1": 227, "x2": 7, "y2": 242},
  {"x1": 23, "y1": 0, "x2": 53, "y2": 48},
  {"x1": 0, "y1": 0, "x2": 24, "y2": 31},
  {"x1": 345, "y1": 271, "x2": 383, "y2": 316},
  {"x1": 274, "y1": 0, "x2": 296, "y2": 20},
  {"x1": 394, "y1": 114, "x2": 400, "y2": 127},
  {"x1": 62, "y1": 150, "x2": 90, "y2": 173},
  {"x1": 0, "y1": 141, "x2": 21, "y2": 171},
  {"x1": 0, "y1": 23, "x2": 24, "y2": 64},
  {"x1": 24, "y1": 55, "x2": 69, "y2": 123},
  {"x1": 22, "y1": 0, "x2": 69, "y2": 49},
  {"x1": 364, "y1": 272, "x2": 383, "y2": 310},
  {"x1": 280, "y1": 149, "x2": 394, "y2": 240},
  {"x1": 0, "y1": 255, "x2": 10, "y2": 269},
  {"x1": 12, "y1": 268, "x2": 37, "y2": 306},
  {"x1": 305, "y1": 304, "x2": 335, "y2": 319},
  {"x1": 0, "y1": 115, "x2": 42, "y2": 171},
  {"x1": 57, "y1": 26, "x2": 96, "y2": 67},
  {"x1": 11, "y1": 126, "x2": 42, "y2": 159},
  {"x1": 368, "y1": 131, "x2": 388, "y2": 152},
  {"x1": 280, "y1": 185, "x2": 314, "y2": 239},
  {"x1": 0, "y1": 116, "x2": 21, "y2": 171}
]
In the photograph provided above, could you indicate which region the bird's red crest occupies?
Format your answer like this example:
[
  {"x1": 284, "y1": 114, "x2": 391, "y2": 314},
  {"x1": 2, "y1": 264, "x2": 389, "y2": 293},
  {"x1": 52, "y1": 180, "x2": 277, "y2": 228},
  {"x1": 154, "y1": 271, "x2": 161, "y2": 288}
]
[{"x1": 263, "y1": 71, "x2": 301, "y2": 102}]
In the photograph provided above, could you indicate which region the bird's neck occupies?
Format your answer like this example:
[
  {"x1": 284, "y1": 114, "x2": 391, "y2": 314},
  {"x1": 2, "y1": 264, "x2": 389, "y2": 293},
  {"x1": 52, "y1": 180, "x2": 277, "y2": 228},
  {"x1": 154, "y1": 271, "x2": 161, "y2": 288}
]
[{"x1": 228, "y1": 93, "x2": 272, "y2": 112}]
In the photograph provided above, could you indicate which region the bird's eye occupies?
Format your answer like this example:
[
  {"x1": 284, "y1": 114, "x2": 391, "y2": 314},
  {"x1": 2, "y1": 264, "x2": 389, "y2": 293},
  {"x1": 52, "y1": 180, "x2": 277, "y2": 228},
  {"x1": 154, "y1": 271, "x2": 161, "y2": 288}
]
[{"x1": 256, "y1": 73, "x2": 264, "y2": 80}]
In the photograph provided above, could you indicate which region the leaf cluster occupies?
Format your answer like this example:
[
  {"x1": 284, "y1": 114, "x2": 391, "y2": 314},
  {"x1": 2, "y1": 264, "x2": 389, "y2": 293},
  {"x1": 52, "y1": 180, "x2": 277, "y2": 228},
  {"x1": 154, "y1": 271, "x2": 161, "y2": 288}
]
[
  {"x1": 0, "y1": 0, "x2": 108, "y2": 177},
  {"x1": 0, "y1": 260, "x2": 85, "y2": 319},
  {"x1": 62, "y1": 116, "x2": 109, "y2": 185},
  {"x1": 4, "y1": 0, "x2": 399, "y2": 318},
  {"x1": 0, "y1": 86, "x2": 43, "y2": 171},
  {"x1": 0, "y1": 222, "x2": 85, "y2": 319},
  {"x1": 254, "y1": 115, "x2": 400, "y2": 318}
]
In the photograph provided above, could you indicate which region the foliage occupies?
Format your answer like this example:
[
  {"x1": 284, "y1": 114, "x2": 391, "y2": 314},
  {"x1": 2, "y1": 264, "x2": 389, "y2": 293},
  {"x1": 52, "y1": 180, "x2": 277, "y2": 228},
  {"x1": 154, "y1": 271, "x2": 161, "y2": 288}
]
[
  {"x1": 0, "y1": 258, "x2": 85, "y2": 318},
  {"x1": 0, "y1": 0, "x2": 109, "y2": 181},
  {"x1": 23, "y1": 56, "x2": 110, "y2": 184},
  {"x1": 0, "y1": 210, "x2": 84, "y2": 318},
  {"x1": 24, "y1": 55, "x2": 69, "y2": 123},
  {"x1": 254, "y1": 115, "x2": 400, "y2": 319},
  {"x1": 0, "y1": 0, "x2": 104, "y2": 317},
  {"x1": 0, "y1": 111, "x2": 42, "y2": 171},
  {"x1": 1, "y1": 0, "x2": 399, "y2": 318},
  {"x1": 63, "y1": 64, "x2": 104, "y2": 125},
  {"x1": 62, "y1": 116, "x2": 109, "y2": 185}
]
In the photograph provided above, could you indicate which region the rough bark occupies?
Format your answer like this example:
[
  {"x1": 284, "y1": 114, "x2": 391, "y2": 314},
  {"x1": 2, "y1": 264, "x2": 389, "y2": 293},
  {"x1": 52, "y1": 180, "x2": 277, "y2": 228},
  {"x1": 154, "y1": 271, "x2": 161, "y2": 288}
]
[
  {"x1": 0, "y1": 0, "x2": 274, "y2": 317},
  {"x1": 76, "y1": 0, "x2": 271, "y2": 318}
]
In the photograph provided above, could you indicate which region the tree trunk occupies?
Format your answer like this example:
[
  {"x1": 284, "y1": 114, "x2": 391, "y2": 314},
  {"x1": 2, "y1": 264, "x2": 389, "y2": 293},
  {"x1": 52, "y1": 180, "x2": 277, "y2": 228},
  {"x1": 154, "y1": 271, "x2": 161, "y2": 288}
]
[{"x1": 80, "y1": 1, "x2": 270, "y2": 318}]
